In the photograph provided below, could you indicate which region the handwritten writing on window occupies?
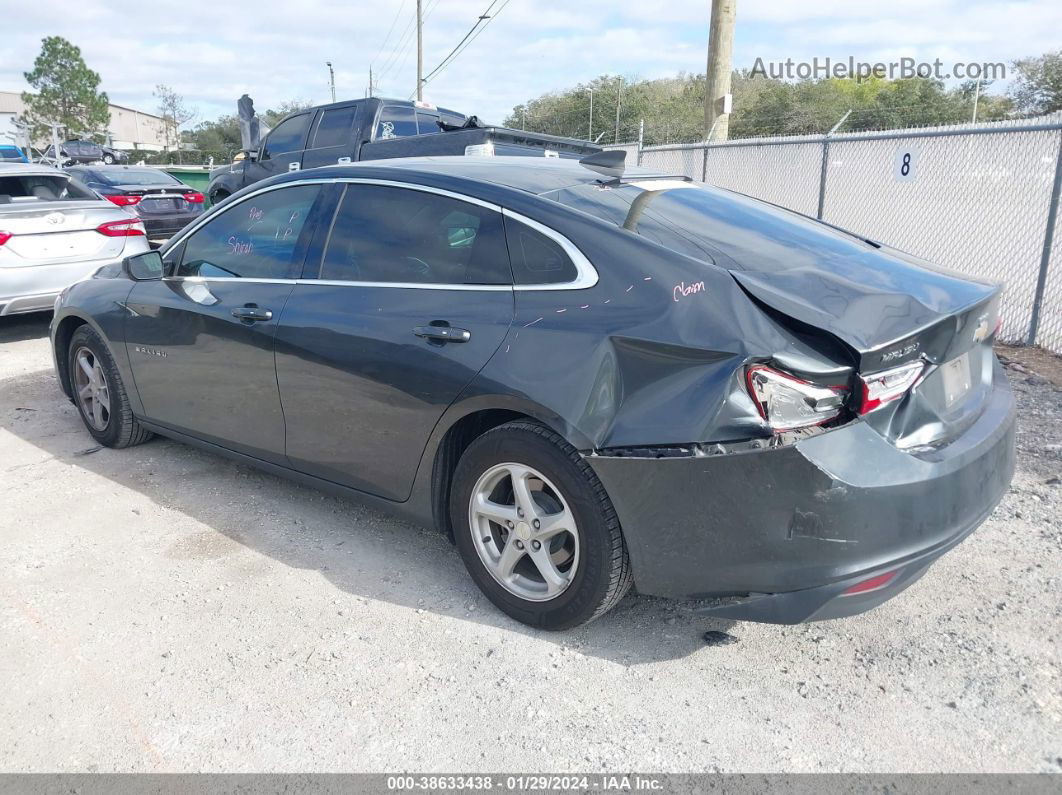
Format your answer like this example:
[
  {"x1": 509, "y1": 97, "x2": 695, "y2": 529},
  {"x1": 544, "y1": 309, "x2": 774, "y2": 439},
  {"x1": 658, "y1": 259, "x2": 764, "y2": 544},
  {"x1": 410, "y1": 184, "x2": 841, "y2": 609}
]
[
  {"x1": 228, "y1": 236, "x2": 253, "y2": 255},
  {"x1": 673, "y1": 280, "x2": 706, "y2": 302}
]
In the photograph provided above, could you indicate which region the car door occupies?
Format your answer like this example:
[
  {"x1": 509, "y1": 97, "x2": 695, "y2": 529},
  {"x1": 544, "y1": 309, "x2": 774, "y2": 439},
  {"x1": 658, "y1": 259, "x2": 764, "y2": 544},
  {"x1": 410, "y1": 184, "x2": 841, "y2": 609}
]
[
  {"x1": 124, "y1": 182, "x2": 325, "y2": 463},
  {"x1": 274, "y1": 181, "x2": 515, "y2": 501},
  {"x1": 301, "y1": 104, "x2": 361, "y2": 169},
  {"x1": 241, "y1": 113, "x2": 313, "y2": 188}
]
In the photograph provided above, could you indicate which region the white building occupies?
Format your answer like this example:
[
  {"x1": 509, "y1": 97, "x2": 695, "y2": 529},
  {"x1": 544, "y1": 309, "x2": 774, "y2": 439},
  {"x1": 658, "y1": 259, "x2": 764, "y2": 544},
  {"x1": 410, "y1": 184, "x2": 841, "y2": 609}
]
[{"x1": 0, "y1": 91, "x2": 172, "y2": 152}]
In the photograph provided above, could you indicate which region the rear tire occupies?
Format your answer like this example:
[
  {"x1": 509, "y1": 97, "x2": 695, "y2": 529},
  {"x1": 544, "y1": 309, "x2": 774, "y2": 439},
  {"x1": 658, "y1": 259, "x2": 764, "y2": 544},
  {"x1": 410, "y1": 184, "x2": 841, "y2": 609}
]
[
  {"x1": 451, "y1": 421, "x2": 632, "y2": 630},
  {"x1": 68, "y1": 325, "x2": 152, "y2": 449}
]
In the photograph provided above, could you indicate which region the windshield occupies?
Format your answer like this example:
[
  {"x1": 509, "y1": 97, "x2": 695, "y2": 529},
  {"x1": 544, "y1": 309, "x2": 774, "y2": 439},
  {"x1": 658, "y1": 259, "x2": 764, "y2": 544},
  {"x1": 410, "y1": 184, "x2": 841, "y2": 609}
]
[
  {"x1": 0, "y1": 174, "x2": 97, "y2": 203},
  {"x1": 543, "y1": 180, "x2": 879, "y2": 270}
]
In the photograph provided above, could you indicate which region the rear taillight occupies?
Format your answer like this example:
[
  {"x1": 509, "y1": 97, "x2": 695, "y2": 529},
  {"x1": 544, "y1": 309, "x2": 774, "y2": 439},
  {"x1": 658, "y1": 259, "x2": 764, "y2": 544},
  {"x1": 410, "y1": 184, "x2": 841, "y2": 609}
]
[
  {"x1": 843, "y1": 571, "x2": 897, "y2": 596},
  {"x1": 96, "y1": 218, "x2": 146, "y2": 237},
  {"x1": 746, "y1": 365, "x2": 848, "y2": 431},
  {"x1": 0, "y1": 231, "x2": 10, "y2": 246},
  {"x1": 858, "y1": 361, "x2": 924, "y2": 415},
  {"x1": 104, "y1": 194, "x2": 142, "y2": 207},
  {"x1": 183, "y1": 192, "x2": 205, "y2": 204}
]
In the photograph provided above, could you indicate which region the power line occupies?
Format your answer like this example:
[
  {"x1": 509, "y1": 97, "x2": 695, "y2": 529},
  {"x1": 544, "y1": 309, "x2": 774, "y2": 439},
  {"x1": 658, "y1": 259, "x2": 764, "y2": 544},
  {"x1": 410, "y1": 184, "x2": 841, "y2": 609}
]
[
  {"x1": 370, "y1": 0, "x2": 408, "y2": 68},
  {"x1": 414, "y1": 0, "x2": 511, "y2": 97},
  {"x1": 380, "y1": 0, "x2": 440, "y2": 89},
  {"x1": 376, "y1": 4, "x2": 421, "y2": 83}
]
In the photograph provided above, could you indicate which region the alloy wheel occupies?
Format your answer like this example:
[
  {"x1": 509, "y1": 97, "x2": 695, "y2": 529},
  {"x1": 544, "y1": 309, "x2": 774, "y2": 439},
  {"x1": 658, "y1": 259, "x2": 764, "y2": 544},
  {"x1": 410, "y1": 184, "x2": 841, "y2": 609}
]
[
  {"x1": 468, "y1": 462, "x2": 580, "y2": 602},
  {"x1": 73, "y1": 347, "x2": 111, "y2": 431}
]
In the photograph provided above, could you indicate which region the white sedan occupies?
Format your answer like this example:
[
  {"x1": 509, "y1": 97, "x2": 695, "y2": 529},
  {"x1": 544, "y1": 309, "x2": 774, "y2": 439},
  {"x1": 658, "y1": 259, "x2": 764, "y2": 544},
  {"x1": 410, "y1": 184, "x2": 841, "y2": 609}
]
[{"x1": 0, "y1": 163, "x2": 149, "y2": 316}]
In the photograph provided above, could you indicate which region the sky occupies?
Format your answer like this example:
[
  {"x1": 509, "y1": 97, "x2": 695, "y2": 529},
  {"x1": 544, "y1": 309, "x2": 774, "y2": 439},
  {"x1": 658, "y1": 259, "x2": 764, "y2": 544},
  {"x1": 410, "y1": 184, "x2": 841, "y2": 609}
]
[{"x1": 2, "y1": 0, "x2": 1060, "y2": 128}]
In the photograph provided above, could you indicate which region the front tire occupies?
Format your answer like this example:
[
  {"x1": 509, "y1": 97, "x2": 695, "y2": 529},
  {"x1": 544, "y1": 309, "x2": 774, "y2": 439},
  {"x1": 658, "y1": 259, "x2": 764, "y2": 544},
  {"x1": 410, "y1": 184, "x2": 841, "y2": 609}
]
[
  {"x1": 68, "y1": 325, "x2": 152, "y2": 448},
  {"x1": 451, "y1": 421, "x2": 633, "y2": 630},
  {"x1": 102, "y1": 154, "x2": 115, "y2": 164}
]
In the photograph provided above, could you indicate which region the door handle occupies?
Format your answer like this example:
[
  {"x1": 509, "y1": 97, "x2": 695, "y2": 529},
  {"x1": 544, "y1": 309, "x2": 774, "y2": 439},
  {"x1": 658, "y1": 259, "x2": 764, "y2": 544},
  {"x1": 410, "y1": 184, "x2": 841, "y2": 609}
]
[
  {"x1": 413, "y1": 325, "x2": 471, "y2": 343},
  {"x1": 232, "y1": 305, "x2": 273, "y2": 322}
]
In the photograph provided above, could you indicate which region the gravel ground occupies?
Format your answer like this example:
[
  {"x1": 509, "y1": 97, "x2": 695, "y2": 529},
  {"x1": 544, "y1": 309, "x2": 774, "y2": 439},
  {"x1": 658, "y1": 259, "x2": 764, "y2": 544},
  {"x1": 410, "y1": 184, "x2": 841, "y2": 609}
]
[{"x1": 0, "y1": 313, "x2": 1059, "y2": 773}]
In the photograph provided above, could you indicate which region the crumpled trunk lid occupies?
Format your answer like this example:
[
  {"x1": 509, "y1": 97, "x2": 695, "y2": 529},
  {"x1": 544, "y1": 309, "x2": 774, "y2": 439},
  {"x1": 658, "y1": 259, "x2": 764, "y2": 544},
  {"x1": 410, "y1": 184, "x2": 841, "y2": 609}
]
[{"x1": 730, "y1": 242, "x2": 1000, "y2": 372}]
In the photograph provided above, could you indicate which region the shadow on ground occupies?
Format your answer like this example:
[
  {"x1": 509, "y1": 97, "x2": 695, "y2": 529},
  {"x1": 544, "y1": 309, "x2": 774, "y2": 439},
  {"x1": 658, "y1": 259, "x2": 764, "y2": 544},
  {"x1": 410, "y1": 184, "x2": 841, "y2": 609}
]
[
  {"x1": 0, "y1": 314, "x2": 734, "y2": 665},
  {"x1": 0, "y1": 313, "x2": 51, "y2": 344}
]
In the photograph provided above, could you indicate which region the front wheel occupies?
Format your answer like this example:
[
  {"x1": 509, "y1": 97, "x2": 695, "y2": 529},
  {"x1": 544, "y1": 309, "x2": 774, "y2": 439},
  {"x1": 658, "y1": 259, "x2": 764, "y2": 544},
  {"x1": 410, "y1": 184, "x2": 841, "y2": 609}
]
[
  {"x1": 451, "y1": 421, "x2": 633, "y2": 630},
  {"x1": 102, "y1": 153, "x2": 115, "y2": 164},
  {"x1": 68, "y1": 325, "x2": 153, "y2": 449}
]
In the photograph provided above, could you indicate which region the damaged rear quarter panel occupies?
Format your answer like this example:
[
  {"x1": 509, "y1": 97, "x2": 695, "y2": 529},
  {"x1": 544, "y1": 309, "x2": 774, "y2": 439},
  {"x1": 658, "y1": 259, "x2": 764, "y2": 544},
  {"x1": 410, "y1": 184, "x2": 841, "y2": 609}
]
[{"x1": 476, "y1": 217, "x2": 839, "y2": 450}]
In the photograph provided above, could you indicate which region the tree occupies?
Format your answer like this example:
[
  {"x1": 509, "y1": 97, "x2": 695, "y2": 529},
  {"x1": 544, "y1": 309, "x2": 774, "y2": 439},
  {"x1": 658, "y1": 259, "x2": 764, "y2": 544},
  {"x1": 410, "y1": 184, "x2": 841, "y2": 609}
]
[
  {"x1": 20, "y1": 36, "x2": 110, "y2": 142},
  {"x1": 154, "y1": 84, "x2": 198, "y2": 153},
  {"x1": 1010, "y1": 51, "x2": 1062, "y2": 115}
]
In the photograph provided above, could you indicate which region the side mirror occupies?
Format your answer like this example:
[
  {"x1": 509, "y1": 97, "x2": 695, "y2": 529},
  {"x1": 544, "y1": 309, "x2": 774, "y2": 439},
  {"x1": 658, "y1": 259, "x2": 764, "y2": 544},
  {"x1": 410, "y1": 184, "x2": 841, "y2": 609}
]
[{"x1": 123, "y1": 250, "x2": 165, "y2": 281}]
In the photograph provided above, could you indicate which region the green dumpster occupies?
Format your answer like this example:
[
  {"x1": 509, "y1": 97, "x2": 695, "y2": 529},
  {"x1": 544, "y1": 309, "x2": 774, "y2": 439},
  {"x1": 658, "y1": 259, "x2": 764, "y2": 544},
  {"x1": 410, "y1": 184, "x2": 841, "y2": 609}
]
[{"x1": 162, "y1": 167, "x2": 214, "y2": 208}]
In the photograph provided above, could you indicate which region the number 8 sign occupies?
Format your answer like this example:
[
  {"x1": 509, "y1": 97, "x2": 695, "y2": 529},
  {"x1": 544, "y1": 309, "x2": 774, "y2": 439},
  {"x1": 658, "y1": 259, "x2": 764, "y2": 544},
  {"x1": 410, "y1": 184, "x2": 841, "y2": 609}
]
[{"x1": 894, "y1": 145, "x2": 918, "y2": 182}]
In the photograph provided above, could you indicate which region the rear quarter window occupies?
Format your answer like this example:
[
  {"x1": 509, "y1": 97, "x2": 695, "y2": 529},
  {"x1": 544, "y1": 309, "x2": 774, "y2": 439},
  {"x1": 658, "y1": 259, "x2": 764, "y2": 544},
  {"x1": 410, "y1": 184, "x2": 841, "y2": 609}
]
[{"x1": 503, "y1": 218, "x2": 578, "y2": 285}]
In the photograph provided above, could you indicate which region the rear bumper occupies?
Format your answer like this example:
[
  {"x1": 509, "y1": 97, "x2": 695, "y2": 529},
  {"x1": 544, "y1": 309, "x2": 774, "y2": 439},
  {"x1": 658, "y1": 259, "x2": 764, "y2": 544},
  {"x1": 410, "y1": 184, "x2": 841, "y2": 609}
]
[
  {"x1": 137, "y1": 212, "x2": 201, "y2": 238},
  {"x1": 0, "y1": 243, "x2": 146, "y2": 315},
  {"x1": 587, "y1": 360, "x2": 1016, "y2": 623}
]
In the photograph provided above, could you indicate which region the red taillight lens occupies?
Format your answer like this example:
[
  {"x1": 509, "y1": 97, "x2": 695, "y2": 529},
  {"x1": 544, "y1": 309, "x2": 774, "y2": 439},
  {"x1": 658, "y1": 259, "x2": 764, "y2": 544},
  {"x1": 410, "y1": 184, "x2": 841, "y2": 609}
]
[
  {"x1": 858, "y1": 360, "x2": 924, "y2": 415},
  {"x1": 104, "y1": 194, "x2": 141, "y2": 207},
  {"x1": 0, "y1": 231, "x2": 10, "y2": 246},
  {"x1": 183, "y1": 192, "x2": 205, "y2": 204},
  {"x1": 96, "y1": 218, "x2": 146, "y2": 237},
  {"x1": 745, "y1": 365, "x2": 848, "y2": 431},
  {"x1": 843, "y1": 571, "x2": 897, "y2": 596}
]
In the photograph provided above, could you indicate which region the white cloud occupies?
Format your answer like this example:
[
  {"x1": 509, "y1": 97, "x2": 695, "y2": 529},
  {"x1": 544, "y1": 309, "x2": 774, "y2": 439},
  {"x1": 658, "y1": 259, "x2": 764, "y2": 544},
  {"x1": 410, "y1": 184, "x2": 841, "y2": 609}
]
[{"x1": 1, "y1": 0, "x2": 1057, "y2": 130}]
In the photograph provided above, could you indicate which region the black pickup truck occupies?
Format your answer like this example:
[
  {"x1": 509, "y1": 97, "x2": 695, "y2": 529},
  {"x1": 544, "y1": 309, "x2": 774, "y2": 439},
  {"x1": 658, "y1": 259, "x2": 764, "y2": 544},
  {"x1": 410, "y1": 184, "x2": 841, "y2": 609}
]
[{"x1": 207, "y1": 97, "x2": 601, "y2": 204}]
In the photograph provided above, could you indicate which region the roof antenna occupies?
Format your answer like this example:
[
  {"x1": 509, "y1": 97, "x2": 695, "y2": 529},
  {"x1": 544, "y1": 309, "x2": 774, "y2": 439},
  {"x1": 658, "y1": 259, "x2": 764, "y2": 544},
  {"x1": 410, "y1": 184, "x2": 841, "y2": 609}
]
[{"x1": 578, "y1": 149, "x2": 625, "y2": 179}]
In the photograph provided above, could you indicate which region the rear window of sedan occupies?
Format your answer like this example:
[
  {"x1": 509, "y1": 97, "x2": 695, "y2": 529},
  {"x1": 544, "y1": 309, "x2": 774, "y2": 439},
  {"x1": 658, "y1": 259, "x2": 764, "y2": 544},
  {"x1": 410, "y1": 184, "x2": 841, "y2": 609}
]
[
  {"x1": 543, "y1": 180, "x2": 879, "y2": 268},
  {"x1": 0, "y1": 175, "x2": 97, "y2": 203},
  {"x1": 87, "y1": 168, "x2": 182, "y2": 186}
]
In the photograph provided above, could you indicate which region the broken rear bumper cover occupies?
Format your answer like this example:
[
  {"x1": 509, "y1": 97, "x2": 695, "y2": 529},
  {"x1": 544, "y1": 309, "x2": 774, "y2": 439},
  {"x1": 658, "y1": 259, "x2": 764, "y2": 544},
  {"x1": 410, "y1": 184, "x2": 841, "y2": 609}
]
[{"x1": 586, "y1": 365, "x2": 1016, "y2": 624}]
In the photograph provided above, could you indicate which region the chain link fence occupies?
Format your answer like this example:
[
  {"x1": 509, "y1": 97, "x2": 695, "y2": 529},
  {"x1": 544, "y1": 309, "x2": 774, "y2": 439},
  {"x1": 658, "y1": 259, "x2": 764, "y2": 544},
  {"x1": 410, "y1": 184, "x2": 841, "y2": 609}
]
[{"x1": 608, "y1": 117, "x2": 1062, "y2": 353}]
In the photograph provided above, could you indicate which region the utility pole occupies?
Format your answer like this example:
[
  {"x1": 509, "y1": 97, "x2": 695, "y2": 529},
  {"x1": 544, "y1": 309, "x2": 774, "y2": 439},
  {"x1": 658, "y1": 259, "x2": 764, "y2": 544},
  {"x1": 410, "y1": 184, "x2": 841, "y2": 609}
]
[
  {"x1": 588, "y1": 88, "x2": 593, "y2": 140},
  {"x1": 416, "y1": 0, "x2": 424, "y2": 101},
  {"x1": 971, "y1": 76, "x2": 982, "y2": 123},
  {"x1": 704, "y1": 0, "x2": 736, "y2": 141},
  {"x1": 614, "y1": 78, "x2": 622, "y2": 144},
  {"x1": 326, "y1": 61, "x2": 336, "y2": 102}
]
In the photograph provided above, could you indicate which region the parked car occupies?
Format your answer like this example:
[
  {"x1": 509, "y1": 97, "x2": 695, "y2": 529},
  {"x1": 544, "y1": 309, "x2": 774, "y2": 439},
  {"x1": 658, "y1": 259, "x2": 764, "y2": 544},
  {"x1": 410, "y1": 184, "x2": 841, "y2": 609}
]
[
  {"x1": 66, "y1": 165, "x2": 205, "y2": 240},
  {"x1": 208, "y1": 97, "x2": 600, "y2": 205},
  {"x1": 50, "y1": 154, "x2": 1015, "y2": 630},
  {"x1": 42, "y1": 140, "x2": 128, "y2": 166},
  {"x1": 0, "y1": 164, "x2": 148, "y2": 316},
  {"x1": 0, "y1": 145, "x2": 29, "y2": 163}
]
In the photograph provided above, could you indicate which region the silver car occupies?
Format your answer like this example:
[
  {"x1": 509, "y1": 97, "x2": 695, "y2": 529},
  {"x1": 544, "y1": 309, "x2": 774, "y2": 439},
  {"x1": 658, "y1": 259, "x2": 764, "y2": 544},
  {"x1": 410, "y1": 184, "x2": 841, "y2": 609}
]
[{"x1": 0, "y1": 163, "x2": 149, "y2": 315}]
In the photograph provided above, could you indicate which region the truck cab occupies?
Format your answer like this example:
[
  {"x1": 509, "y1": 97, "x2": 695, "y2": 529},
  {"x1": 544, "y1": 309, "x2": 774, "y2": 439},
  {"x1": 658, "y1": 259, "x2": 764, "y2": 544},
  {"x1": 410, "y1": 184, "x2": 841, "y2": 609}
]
[{"x1": 208, "y1": 97, "x2": 599, "y2": 204}]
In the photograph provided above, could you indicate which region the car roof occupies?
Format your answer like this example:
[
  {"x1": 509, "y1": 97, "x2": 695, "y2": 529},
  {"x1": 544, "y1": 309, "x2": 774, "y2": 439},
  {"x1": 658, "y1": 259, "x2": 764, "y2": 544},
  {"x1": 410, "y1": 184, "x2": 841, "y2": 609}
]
[
  {"x1": 0, "y1": 163, "x2": 70, "y2": 179},
  {"x1": 280, "y1": 155, "x2": 666, "y2": 196}
]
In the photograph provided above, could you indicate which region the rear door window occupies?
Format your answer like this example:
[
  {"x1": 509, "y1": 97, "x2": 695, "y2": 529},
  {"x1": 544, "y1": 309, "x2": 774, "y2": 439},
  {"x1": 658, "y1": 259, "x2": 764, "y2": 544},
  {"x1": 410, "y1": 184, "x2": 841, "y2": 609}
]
[
  {"x1": 317, "y1": 184, "x2": 511, "y2": 285},
  {"x1": 178, "y1": 185, "x2": 321, "y2": 279},
  {"x1": 309, "y1": 105, "x2": 359, "y2": 149},
  {"x1": 261, "y1": 114, "x2": 312, "y2": 159},
  {"x1": 375, "y1": 105, "x2": 418, "y2": 139}
]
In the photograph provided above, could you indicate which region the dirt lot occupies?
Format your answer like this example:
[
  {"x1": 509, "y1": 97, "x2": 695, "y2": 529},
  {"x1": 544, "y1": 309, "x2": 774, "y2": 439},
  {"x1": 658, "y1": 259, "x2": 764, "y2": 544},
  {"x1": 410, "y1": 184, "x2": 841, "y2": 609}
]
[{"x1": 1, "y1": 313, "x2": 1059, "y2": 773}]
